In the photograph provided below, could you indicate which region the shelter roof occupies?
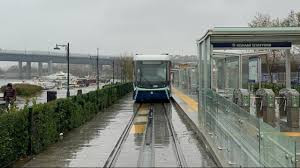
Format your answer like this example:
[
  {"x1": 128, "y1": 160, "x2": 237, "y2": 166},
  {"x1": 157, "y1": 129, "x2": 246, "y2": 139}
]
[{"x1": 197, "y1": 27, "x2": 300, "y2": 45}]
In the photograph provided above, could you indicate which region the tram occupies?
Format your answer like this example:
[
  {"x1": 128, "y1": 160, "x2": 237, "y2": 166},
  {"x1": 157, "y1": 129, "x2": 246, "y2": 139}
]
[{"x1": 133, "y1": 54, "x2": 172, "y2": 102}]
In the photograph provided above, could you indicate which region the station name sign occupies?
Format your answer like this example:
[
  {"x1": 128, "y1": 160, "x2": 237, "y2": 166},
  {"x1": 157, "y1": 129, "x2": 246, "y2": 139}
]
[{"x1": 212, "y1": 42, "x2": 291, "y2": 49}]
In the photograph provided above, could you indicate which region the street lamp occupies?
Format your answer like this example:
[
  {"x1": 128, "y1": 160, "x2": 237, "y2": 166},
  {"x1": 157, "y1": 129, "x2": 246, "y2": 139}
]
[
  {"x1": 112, "y1": 59, "x2": 115, "y2": 84},
  {"x1": 54, "y1": 43, "x2": 70, "y2": 97},
  {"x1": 97, "y1": 48, "x2": 100, "y2": 90}
]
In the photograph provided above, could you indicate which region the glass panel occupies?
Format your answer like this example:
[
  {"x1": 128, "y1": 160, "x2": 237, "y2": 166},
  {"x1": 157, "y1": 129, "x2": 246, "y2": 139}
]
[
  {"x1": 211, "y1": 59, "x2": 217, "y2": 91},
  {"x1": 242, "y1": 56, "x2": 249, "y2": 89},
  {"x1": 259, "y1": 120, "x2": 296, "y2": 167},
  {"x1": 202, "y1": 89, "x2": 297, "y2": 167},
  {"x1": 295, "y1": 140, "x2": 300, "y2": 167},
  {"x1": 225, "y1": 57, "x2": 239, "y2": 98},
  {"x1": 216, "y1": 58, "x2": 225, "y2": 91}
]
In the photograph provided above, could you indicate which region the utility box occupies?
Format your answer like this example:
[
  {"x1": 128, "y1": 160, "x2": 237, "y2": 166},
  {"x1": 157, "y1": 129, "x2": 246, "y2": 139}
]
[
  {"x1": 279, "y1": 88, "x2": 300, "y2": 128},
  {"x1": 47, "y1": 91, "x2": 57, "y2": 102},
  {"x1": 77, "y1": 89, "x2": 83, "y2": 96},
  {"x1": 232, "y1": 88, "x2": 250, "y2": 112},
  {"x1": 256, "y1": 89, "x2": 276, "y2": 126}
]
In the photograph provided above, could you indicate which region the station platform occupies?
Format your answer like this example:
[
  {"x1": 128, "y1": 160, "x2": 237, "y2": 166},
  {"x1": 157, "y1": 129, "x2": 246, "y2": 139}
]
[
  {"x1": 171, "y1": 88, "x2": 225, "y2": 167},
  {"x1": 172, "y1": 87, "x2": 300, "y2": 167}
]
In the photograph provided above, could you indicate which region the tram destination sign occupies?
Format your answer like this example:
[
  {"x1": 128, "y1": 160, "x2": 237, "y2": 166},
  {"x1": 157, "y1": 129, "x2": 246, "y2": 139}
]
[{"x1": 212, "y1": 42, "x2": 291, "y2": 49}]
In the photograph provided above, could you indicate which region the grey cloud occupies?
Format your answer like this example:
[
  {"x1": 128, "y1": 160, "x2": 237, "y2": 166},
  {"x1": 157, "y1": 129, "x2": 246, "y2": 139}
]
[{"x1": 0, "y1": 0, "x2": 299, "y2": 56}]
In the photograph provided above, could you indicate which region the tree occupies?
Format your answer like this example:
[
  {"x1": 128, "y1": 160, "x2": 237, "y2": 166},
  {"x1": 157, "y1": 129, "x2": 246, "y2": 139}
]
[
  {"x1": 248, "y1": 13, "x2": 273, "y2": 27},
  {"x1": 118, "y1": 53, "x2": 133, "y2": 82},
  {"x1": 249, "y1": 11, "x2": 300, "y2": 27},
  {"x1": 249, "y1": 10, "x2": 300, "y2": 83}
]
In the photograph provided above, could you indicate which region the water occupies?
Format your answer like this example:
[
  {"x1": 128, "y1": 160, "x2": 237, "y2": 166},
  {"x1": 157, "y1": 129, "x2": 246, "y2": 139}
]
[{"x1": 0, "y1": 79, "x2": 104, "y2": 109}]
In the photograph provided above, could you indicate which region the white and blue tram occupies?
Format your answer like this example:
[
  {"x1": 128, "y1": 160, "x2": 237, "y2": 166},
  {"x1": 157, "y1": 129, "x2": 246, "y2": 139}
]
[{"x1": 133, "y1": 54, "x2": 171, "y2": 102}]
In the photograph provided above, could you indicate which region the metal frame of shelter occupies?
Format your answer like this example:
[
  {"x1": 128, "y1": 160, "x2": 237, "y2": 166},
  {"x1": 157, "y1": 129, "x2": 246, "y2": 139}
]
[
  {"x1": 196, "y1": 27, "x2": 300, "y2": 167},
  {"x1": 197, "y1": 27, "x2": 300, "y2": 106},
  {"x1": 211, "y1": 51, "x2": 268, "y2": 91}
]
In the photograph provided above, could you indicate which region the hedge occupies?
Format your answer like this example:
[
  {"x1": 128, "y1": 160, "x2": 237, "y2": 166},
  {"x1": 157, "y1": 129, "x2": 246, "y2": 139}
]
[
  {"x1": 0, "y1": 83, "x2": 132, "y2": 167},
  {"x1": 250, "y1": 82, "x2": 300, "y2": 96}
]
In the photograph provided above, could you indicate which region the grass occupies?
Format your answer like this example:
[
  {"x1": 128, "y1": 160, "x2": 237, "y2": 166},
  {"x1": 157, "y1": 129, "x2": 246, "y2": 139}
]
[{"x1": 1, "y1": 83, "x2": 43, "y2": 98}]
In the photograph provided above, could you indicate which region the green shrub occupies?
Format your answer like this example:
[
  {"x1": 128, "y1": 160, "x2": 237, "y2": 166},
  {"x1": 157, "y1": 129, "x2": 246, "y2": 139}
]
[
  {"x1": 0, "y1": 82, "x2": 133, "y2": 167},
  {"x1": 250, "y1": 83, "x2": 300, "y2": 96},
  {"x1": 0, "y1": 108, "x2": 29, "y2": 167},
  {"x1": 250, "y1": 83, "x2": 285, "y2": 96},
  {"x1": 1, "y1": 84, "x2": 43, "y2": 98}
]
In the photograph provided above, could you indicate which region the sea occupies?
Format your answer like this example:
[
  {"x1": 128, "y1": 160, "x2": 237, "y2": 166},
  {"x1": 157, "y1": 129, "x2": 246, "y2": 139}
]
[{"x1": 0, "y1": 79, "x2": 101, "y2": 109}]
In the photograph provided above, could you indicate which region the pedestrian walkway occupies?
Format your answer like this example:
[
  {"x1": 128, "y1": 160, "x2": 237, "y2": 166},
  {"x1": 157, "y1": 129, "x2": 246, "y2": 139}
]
[{"x1": 18, "y1": 95, "x2": 134, "y2": 167}]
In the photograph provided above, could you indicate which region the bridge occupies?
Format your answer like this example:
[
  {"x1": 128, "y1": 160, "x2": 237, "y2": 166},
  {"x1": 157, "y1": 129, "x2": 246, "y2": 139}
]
[{"x1": 0, "y1": 49, "x2": 114, "y2": 79}]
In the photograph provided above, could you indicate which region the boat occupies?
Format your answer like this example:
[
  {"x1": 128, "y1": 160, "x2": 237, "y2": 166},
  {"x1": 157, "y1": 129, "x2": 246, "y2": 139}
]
[
  {"x1": 38, "y1": 81, "x2": 56, "y2": 90},
  {"x1": 42, "y1": 71, "x2": 77, "y2": 81},
  {"x1": 32, "y1": 79, "x2": 56, "y2": 90},
  {"x1": 41, "y1": 71, "x2": 79, "y2": 89}
]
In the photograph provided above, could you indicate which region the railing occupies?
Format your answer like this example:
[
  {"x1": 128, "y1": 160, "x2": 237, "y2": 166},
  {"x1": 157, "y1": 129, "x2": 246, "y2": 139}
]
[
  {"x1": 200, "y1": 89, "x2": 297, "y2": 167},
  {"x1": 172, "y1": 65, "x2": 298, "y2": 167}
]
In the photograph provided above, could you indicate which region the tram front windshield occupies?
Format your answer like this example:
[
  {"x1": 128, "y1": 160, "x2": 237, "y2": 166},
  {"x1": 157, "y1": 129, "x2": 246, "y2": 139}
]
[{"x1": 136, "y1": 61, "x2": 168, "y2": 88}]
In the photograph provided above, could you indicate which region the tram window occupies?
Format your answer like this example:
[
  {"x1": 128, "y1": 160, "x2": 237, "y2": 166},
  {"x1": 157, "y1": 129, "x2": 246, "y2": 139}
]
[{"x1": 137, "y1": 62, "x2": 167, "y2": 82}]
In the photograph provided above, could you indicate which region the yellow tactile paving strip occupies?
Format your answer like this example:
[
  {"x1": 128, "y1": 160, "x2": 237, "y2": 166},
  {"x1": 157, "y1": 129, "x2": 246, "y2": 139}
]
[
  {"x1": 130, "y1": 104, "x2": 150, "y2": 134},
  {"x1": 284, "y1": 132, "x2": 300, "y2": 137},
  {"x1": 130, "y1": 124, "x2": 146, "y2": 134},
  {"x1": 172, "y1": 88, "x2": 198, "y2": 112}
]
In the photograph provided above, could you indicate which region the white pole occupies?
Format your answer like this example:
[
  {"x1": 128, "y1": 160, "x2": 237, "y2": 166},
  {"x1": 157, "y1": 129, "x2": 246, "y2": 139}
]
[
  {"x1": 239, "y1": 54, "x2": 243, "y2": 88},
  {"x1": 286, "y1": 49, "x2": 291, "y2": 89}
]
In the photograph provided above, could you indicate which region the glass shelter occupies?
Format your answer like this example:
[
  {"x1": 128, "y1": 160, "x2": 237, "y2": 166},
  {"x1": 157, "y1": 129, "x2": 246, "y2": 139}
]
[{"x1": 197, "y1": 27, "x2": 300, "y2": 167}]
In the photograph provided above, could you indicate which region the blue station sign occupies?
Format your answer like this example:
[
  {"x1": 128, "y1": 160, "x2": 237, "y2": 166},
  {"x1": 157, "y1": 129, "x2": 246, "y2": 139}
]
[{"x1": 212, "y1": 42, "x2": 292, "y2": 49}]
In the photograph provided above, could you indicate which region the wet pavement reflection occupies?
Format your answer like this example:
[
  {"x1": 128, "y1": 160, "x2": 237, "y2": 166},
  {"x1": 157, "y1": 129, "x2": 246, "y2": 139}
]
[
  {"x1": 20, "y1": 98, "x2": 216, "y2": 167},
  {"x1": 171, "y1": 103, "x2": 217, "y2": 167},
  {"x1": 114, "y1": 104, "x2": 150, "y2": 167},
  {"x1": 21, "y1": 95, "x2": 134, "y2": 167},
  {"x1": 153, "y1": 103, "x2": 178, "y2": 167}
]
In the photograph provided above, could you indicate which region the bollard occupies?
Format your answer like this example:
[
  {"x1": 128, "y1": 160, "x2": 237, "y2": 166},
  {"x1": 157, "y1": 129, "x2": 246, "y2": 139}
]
[
  {"x1": 47, "y1": 91, "x2": 57, "y2": 102},
  {"x1": 77, "y1": 89, "x2": 82, "y2": 96},
  {"x1": 27, "y1": 107, "x2": 33, "y2": 155}
]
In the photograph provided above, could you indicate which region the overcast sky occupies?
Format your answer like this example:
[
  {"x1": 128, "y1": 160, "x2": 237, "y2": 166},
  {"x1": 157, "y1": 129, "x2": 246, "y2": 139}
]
[{"x1": 0, "y1": 0, "x2": 299, "y2": 57}]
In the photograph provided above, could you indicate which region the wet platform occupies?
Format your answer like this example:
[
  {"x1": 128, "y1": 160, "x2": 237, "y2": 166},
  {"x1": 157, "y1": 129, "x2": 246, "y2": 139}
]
[
  {"x1": 17, "y1": 95, "x2": 135, "y2": 167},
  {"x1": 16, "y1": 93, "x2": 216, "y2": 167}
]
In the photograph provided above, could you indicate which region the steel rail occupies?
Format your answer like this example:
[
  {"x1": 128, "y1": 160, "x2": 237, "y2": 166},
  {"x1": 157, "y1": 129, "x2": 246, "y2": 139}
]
[
  {"x1": 103, "y1": 103, "x2": 142, "y2": 168},
  {"x1": 137, "y1": 104, "x2": 154, "y2": 167},
  {"x1": 162, "y1": 103, "x2": 188, "y2": 168}
]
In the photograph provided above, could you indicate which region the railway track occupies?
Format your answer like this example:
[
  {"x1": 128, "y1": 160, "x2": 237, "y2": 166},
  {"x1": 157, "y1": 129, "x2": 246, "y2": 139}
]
[
  {"x1": 104, "y1": 103, "x2": 188, "y2": 168},
  {"x1": 103, "y1": 103, "x2": 142, "y2": 167}
]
